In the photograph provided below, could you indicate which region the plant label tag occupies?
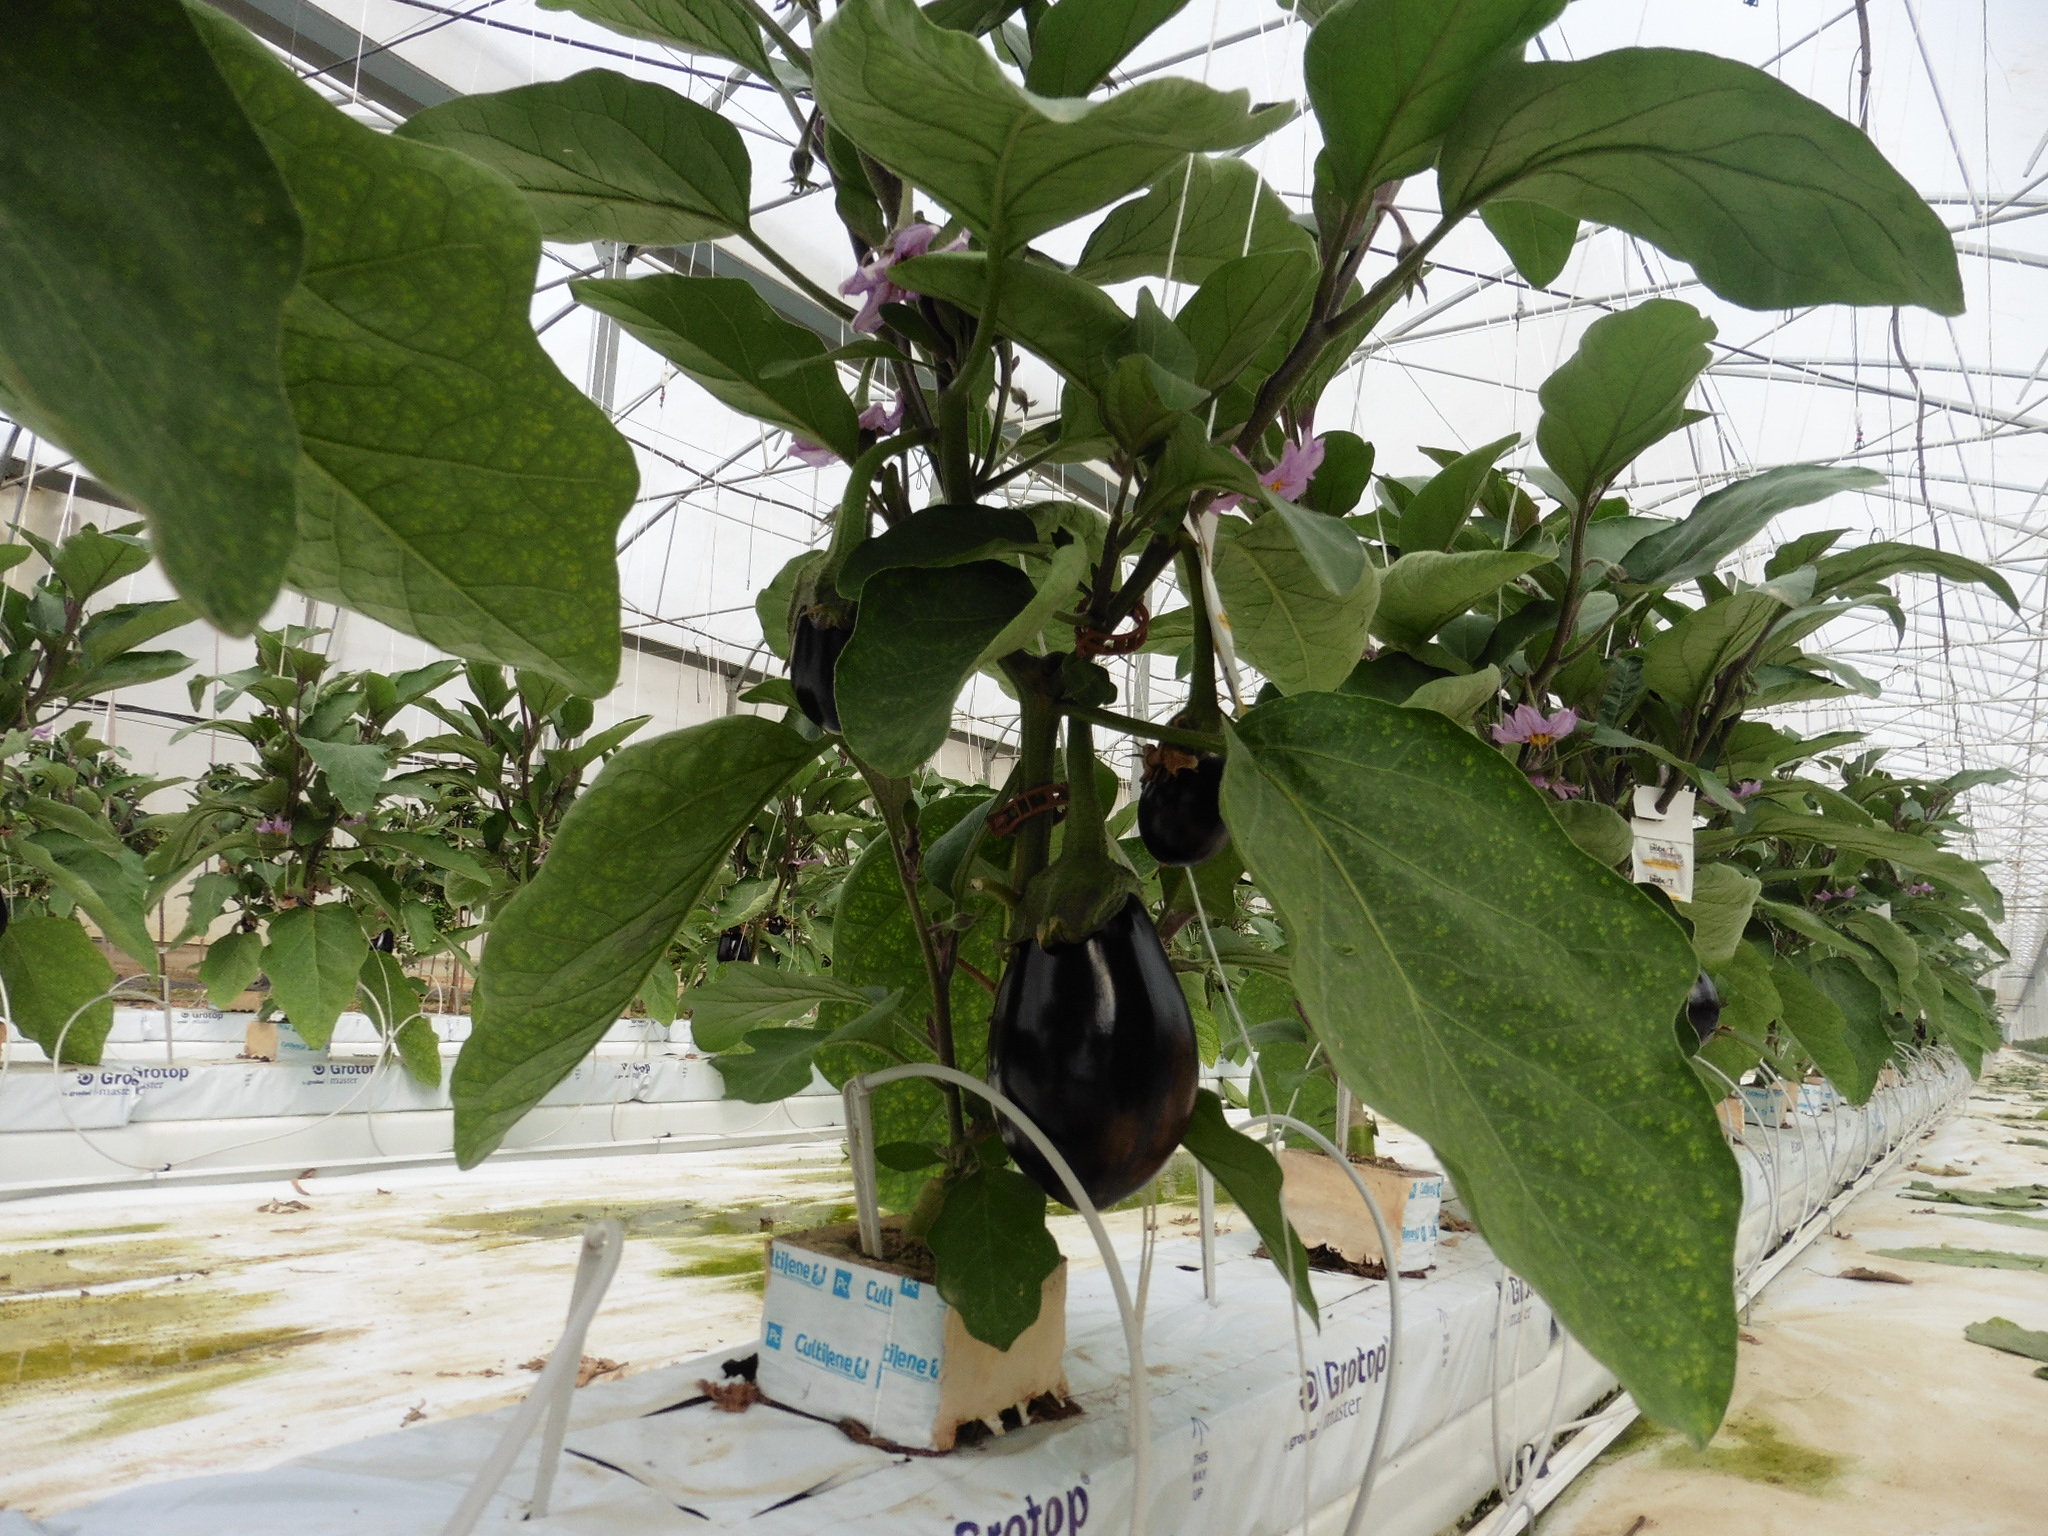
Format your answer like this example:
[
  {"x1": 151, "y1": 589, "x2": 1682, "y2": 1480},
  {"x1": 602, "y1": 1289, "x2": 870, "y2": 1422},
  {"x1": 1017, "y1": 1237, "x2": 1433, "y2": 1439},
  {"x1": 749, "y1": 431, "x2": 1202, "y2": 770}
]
[{"x1": 1630, "y1": 786, "x2": 1695, "y2": 902}]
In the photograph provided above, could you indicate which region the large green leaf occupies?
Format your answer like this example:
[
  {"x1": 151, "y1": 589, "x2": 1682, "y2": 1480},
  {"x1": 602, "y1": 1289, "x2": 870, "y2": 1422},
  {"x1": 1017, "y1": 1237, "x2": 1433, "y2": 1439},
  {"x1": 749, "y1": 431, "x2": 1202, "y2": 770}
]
[
  {"x1": 0, "y1": 914, "x2": 117, "y2": 1064},
  {"x1": 262, "y1": 903, "x2": 369, "y2": 1049},
  {"x1": 837, "y1": 562, "x2": 1035, "y2": 775},
  {"x1": 1675, "y1": 862, "x2": 1761, "y2": 968},
  {"x1": 196, "y1": 12, "x2": 639, "y2": 696},
  {"x1": 1074, "y1": 153, "x2": 1314, "y2": 285},
  {"x1": 813, "y1": 0, "x2": 1288, "y2": 249},
  {"x1": 1811, "y1": 541, "x2": 2021, "y2": 613},
  {"x1": 6, "y1": 833, "x2": 157, "y2": 973},
  {"x1": 200, "y1": 929, "x2": 265, "y2": 1011},
  {"x1": 575, "y1": 275, "x2": 862, "y2": 458},
  {"x1": 536, "y1": 0, "x2": 773, "y2": 77},
  {"x1": 457, "y1": 718, "x2": 822, "y2": 1164},
  {"x1": 928, "y1": 1164, "x2": 1063, "y2": 1348},
  {"x1": 1482, "y1": 199, "x2": 1578, "y2": 286},
  {"x1": 1371, "y1": 549, "x2": 1545, "y2": 648},
  {"x1": 1180, "y1": 1089, "x2": 1317, "y2": 1323},
  {"x1": 1222, "y1": 693, "x2": 1738, "y2": 1443},
  {"x1": 1535, "y1": 300, "x2": 1714, "y2": 506},
  {"x1": 1438, "y1": 50, "x2": 1964, "y2": 315},
  {"x1": 1712, "y1": 805, "x2": 2004, "y2": 920},
  {"x1": 1175, "y1": 252, "x2": 1317, "y2": 394},
  {"x1": 684, "y1": 967, "x2": 876, "y2": 1052},
  {"x1": 1398, "y1": 432, "x2": 1519, "y2": 554},
  {"x1": 1639, "y1": 590, "x2": 1786, "y2": 714},
  {"x1": 0, "y1": 0, "x2": 302, "y2": 632},
  {"x1": 1624, "y1": 466, "x2": 1885, "y2": 588},
  {"x1": 975, "y1": 540, "x2": 1092, "y2": 666},
  {"x1": 713, "y1": 1025, "x2": 836, "y2": 1102},
  {"x1": 397, "y1": 70, "x2": 751, "y2": 246},
  {"x1": 300, "y1": 739, "x2": 391, "y2": 818},
  {"x1": 359, "y1": 947, "x2": 426, "y2": 1034},
  {"x1": 1773, "y1": 958, "x2": 1884, "y2": 1105},
  {"x1": 889, "y1": 253, "x2": 1129, "y2": 390},
  {"x1": 1213, "y1": 514, "x2": 1379, "y2": 695},
  {"x1": 1707, "y1": 939, "x2": 1780, "y2": 1040},
  {"x1": 837, "y1": 505, "x2": 1041, "y2": 596},
  {"x1": 1025, "y1": 0, "x2": 1190, "y2": 96},
  {"x1": 1305, "y1": 0, "x2": 1565, "y2": 199}
]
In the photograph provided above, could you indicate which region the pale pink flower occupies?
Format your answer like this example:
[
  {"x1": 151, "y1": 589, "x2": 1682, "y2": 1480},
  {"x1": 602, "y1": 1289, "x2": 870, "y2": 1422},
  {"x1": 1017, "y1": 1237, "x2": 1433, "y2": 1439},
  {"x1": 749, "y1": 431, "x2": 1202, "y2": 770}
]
[
  {"x1": 785, "y1": 437, "x2": 838, "y2": 469},
  {"x1": 1733, "y1": 780, "x2": 1764, "y2": 799},
  {"x1": 858, "y1": 397, "x2": 905, "y2": 435},
  {"x1": 841, "y1": 223, "x2": 967, "y2": 334},
  {"x1": 1214, "y1": 434, "x2": 1330, "y2": 514},
  {"x1": 1492, "y1": 704, "x2": 1580, "y2": 750}
]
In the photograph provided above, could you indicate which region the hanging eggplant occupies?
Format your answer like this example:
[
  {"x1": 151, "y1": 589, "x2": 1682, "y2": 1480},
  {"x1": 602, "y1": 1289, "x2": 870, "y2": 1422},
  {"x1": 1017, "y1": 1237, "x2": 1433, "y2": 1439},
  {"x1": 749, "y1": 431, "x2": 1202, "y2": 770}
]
[
  {"x1": 716, "y1": 927, "x2": 754, "y2": 963},
  {"x1": 1137, "y1": 743, "x2": 1227, "y2": 867},
  {"x1": 1686, "y1": 971, "x2": 1722, "y2": 1042},
  {"x1": 989, "y1": 717, "x2": 1198, "y2": 1208},
  {"x1": 790, "y1": 611, "x2": 851, "y2": 734}
]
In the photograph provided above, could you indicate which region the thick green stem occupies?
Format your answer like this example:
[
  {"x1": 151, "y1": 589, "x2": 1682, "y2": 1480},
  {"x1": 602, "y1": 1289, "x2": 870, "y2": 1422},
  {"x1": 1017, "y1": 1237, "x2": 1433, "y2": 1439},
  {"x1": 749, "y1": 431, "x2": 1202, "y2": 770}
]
[
  {"x1": 1063, "y1": 705, "x2": 1221, "y2": 754},
  {"x1": 818, "y1": 430, "x2": 931, "y2": 588},
  {"x1": 1177, "y1": 543, "x2": 1222, "y2": 733},
  {"x1": 937, "y1": 222, "x2": 1008, "y2": 503},
  {"x1": 739, "y1": 230, "x2": 855, "y2": 323},
  {"x1": 1004, "y1": 672, "x2": 1061, "y2": 928}
]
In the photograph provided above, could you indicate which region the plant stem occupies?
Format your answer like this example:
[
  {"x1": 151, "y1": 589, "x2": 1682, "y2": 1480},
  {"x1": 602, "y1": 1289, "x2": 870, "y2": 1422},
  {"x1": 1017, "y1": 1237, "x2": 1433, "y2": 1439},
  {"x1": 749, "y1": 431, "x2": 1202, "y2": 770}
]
[
  {"x1": 1062, "y1": 705, "x2": 1221, "y2": 754},
  {"x1": 818, "y1": 430, "x2": 931, "y2": 588},
  {"x1": 1099, "y1": 534, "x2": 1179, "y2": 631},
  {"x1": 739, "y1": 230, "x2": 855, "y2": 324},
  {"x1": 856, "y1": 758, "x2": 967, "y2": 1155},
  {"x1": 1003, "y1": 665, "x2": 1061, "y2": 926},
  {"x1": 938, "y1": 223, "x2": 1008, "y2": 503},
  {"x1": 735, "y1": 0, "x2": 812, "y2": 71},
  {"x1": 1178, "y1": 543, "x2": 1222, "y2": 733}
]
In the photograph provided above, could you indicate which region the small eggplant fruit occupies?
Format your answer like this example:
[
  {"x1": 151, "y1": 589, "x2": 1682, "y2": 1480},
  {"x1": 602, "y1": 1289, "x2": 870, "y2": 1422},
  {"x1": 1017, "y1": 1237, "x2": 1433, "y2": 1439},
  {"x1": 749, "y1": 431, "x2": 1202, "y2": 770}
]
[
  {"x1": 717, "y1": 927, "x2": 754, "y2": 963},
  {"x1": 989, "y1": 895, "x2": 1199, "y2": 1208},
  {"x1": 373, "y1": 928, "x2": 397, "y2": 953},
  {"x1": 1686, "y1": 971, "x2": 1722, "y2": 1042},
  {"x1": 764, "y1": 913, "x2": 789, "y2": 937},
  {"x1": 0, "y1": 898, "x2": 9, "y2": 940},
  {"x1": 1137, "y1": 745, "x2": 1227, "y2": 868},
  {"x1": 790, "y1": 612, "x2": 851, "y2": 734}
]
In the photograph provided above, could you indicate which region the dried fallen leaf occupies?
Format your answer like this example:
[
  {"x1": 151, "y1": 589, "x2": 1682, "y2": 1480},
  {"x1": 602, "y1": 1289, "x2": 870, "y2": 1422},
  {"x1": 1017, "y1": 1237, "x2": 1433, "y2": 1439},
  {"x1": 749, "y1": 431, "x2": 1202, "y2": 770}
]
[
  {"x1": 1839, "y1": 1266, "x2": 1911, "y2": 1284},
  {"x1": 401, "y1": 1403, "x2": 426, "y2": 1426},
  {"x1": 1739, "y1": 1331, "x2": 1762, "y2": 1345},
  {"x1": 698, "y1": 1377, "x2": 761, "y2": 1413},
  {"x1": 1912, "y1": 1163, "x2": 1970, "y2": 1178},
  {"x1": 256, "y1": 1198, "x2": 310, "y2": 1214},
  {"x1": 577, "y1": 1355, "x2": 627, "y2": 1387}
]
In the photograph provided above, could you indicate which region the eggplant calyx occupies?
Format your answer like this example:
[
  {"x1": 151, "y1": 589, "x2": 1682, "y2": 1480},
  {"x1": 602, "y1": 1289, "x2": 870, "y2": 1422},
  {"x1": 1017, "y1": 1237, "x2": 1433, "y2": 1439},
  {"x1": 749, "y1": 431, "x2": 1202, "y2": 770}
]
[
  {"x1": 1141, "y1": 740, "x2": 1206, "y2": 783},
  {"x1": 1023, "y1": 715, "x2": 1139, "y2": 947}
]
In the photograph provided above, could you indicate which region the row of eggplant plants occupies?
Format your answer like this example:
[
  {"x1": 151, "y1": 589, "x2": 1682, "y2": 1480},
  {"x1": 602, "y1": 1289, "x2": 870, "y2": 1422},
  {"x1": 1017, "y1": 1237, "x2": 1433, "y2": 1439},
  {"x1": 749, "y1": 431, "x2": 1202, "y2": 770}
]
[{"x1": 0, "y1": 0, "x2": 2011, "y2": 1450}]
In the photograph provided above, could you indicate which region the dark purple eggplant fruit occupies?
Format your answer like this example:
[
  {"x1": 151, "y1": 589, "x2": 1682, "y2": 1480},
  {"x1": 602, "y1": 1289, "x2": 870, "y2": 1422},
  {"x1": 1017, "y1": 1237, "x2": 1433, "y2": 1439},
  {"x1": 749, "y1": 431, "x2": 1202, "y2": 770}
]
[
  {"x1": 373, "y1": 928, "x2": 396, "y2": 953},
  {"x1": 1138, "y1": 745, "x2": 1227, "y2": 867},
  {"x1": 1686, "y1": 971, "x2": 1722, "y2": 1042},
  {"x1": 0, "y1": 898, "x2": 9, "y2": 940},
  {"x1": 764, "y1": 913, "x2": 789, "y2": 936},
  {"x1": 989, "y1": 895, "x2": 1199, "y2": 1208},
  {"x1": 717, "y1": 927, "x2": 754, "y2": 963},
  {"x1": 790, "y1": 612, "x2": 851, "y2": 734}
]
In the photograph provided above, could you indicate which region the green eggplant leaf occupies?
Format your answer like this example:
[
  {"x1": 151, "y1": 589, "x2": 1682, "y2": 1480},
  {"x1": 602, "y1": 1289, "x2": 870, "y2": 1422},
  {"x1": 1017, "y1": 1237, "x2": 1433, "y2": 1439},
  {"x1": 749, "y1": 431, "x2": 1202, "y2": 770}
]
[
  {"x1": 1171, "y1": 250, "x2": 1316, "y2": 395},
  {"x1": 714, "y1": 1025, "x2": 835, "y2": 1103},
  {"x1": 1306, "y1": 0, "x2": 1566, "y2": 199},
  {"x1": 1536, "y1": 299, "x2": 1714, "y2": 507},
  {"x1": 892, "y1": 252, "x2": 1131, "y2": 390},
  {"x1": 976, "y1": 540, "x2": 1091, "y2": 666},
  {"x1": 837, "y1": 562, "x2": 1036, "y2": 775},
  {"x1": 200, "y1": 930, "x2": 265, "y2": 1011},
  {"x1": 1481, "y1": 199, "x2": 1578, "y2": 287},
  {"x1": 1548, "y1": 798, "x2": 1632, "y2": 866},
  {"x1": 397, "y1": 69, "x2": 752, "y2": 246},
  {"x1": 928, "y1": 1163, "x2": 1062, "y2": 1349},
  {"x1": 1214, "y1": 513, "x2": 1380, "y2": 695},
  {"x1": 1717, "y1": 807, "x2": 2003, "y2": 922},
  {"x1": 395, "y1": 1016, "x2": 443, "y2": 1088},
  {"x1": 1439, "y1": 49, "x2": 1965, "y2": 315},
  {"x1": 0, "y1": 915, "x2": 118, "y2": 1064},
  {"x1": 1024, "y1": 0, "x2": 1190, "y2": 96},
  {"x1": 575, "y1": 274, "x2": 862, "y2": 459},
  {"x1": 196, "y1": 10, "x2": 639, "y2": 697},
  {"x1": 813, "y1": 0, "x2": 1289, "y2": 249},
  {"x1": 638, "y1": 957, "x2": 680, "y2": 1027},
  {"x1": 1773, "y1": 958, "x2": 1884, "y2": 1106},
  {"x1": 1180, "y1": 1088, "x2": 1318, "y2": 1324},
  {"x1": 1810, "y1": 541, "x2": 2022, "y2": 613},
  {"x1": 1371, "y1": 549, "x2": 1545, "y2": 649},
  {"x1": 1074, "y1": 153, "x2": 1313, "y2": 285},
  {"x1": 458, "y1": 717, "x2": 821, "y2": 1163},
  {"x1": 535, "y1": 0, "x2": 773, "y2": 77},
  {"x1": 1639, "y1": 590, "x2": 1787, "y2": 715},
  {"x1": 837, "y1": 506, "x2": 1042, "y2": 597},
  {"x1": 1222, "y1": 693, "x2": 1738, "y2": 1445},
  {"x1": 1625, "y1": 466, "x2": 1885, "y2": 588},
  {"x1": 685, "y1": 967, "x2": 876, "y2": 1053},
  {"x1": 299, "y1": 740, "x2": 392, "y2": 818},
  {"x1": 262, "y1": 903, "x2": 370, "y2": 1049},
  {"x1": 1674, "y1": 863, "x2": 1762, "y2": 968},
  {"x1": 0, "y1": 0, "x2": 302, "y2": 632},
  {"x1": 1398, "y1": 432, "x2": 1520, "y2": 554},
  {"x1": 358, "y1": 948, "x2": 425, "y2": 1034}
]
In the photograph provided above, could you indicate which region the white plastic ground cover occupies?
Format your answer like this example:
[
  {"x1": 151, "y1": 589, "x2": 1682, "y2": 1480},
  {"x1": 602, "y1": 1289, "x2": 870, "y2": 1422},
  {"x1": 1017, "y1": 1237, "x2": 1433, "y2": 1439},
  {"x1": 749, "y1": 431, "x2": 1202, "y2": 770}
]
[{"x1": 12, "y1": 1061, "x2": 1964, "y2": 1536}]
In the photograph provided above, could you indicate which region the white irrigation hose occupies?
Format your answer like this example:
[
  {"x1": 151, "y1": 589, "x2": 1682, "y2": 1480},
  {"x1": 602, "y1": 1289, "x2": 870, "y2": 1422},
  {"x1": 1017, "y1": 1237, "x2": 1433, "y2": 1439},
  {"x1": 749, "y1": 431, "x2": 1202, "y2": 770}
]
[
  {"x1": 441, "y1": 1218, "x2": 625, "y2": 1535},
  {"x1": 1236, "y1": 1111, "x2": 1406, "y2": 1536},
  {"x1": 844, "y1": 1061, "x2": 1154, "y2": 1536}
]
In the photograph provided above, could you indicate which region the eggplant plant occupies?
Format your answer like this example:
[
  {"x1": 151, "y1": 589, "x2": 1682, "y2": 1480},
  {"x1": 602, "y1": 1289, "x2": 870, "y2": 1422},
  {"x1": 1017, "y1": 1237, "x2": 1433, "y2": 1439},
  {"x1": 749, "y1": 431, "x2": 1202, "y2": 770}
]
[
  {"x1": 0, "y1": 522, "x2": 194, "y2": 1062},
  {"x1": 0, "y1": 0, "x2": 1992, "y2": 1445}
]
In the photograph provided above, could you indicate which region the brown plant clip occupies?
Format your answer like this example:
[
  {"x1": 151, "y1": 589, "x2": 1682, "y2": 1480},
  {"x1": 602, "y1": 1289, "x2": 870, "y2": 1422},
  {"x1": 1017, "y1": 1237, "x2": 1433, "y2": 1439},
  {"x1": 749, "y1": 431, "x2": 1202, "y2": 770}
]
[
  {"x1": 1074, "y1": 601, "x2": 1150, "y2": 659},
  {"x1": 986, "y1": 782, "x2": 1070, "y2": 837}
]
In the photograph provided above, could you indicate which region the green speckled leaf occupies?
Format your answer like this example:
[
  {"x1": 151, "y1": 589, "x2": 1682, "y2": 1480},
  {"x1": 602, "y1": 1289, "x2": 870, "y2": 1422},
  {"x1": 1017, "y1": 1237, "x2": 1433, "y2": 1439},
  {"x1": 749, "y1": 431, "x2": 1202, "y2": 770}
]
[
  {"x1": 1222, "y1": 692, "x2": 1739, "y2": 1445},
  {"x1": 196, "y1": 11, "x2": 638, "y2": 696},
  {"x1": 0, "y1": 915, "x2": 117, "y2": 1065},
  {"x1": 929, "y1": 1164, "x2": 1061, "y2": 1348},
  {"x1": 457, "y1": 717, "x2": 822, "y2": 1165},
  {"x1": 263, "y1": 903, "x2": 369, "y2": 1050},
  {"x1": 0, "y1": 0, "x2": 303, "y2": 633}
]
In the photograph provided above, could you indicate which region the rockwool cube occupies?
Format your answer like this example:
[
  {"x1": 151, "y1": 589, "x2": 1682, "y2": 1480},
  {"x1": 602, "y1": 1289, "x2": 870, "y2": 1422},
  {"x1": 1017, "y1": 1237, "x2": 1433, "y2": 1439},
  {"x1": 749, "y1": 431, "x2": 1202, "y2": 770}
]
[{"x1": 754, "y1": 1223, "x2": 1067, "y2": 1452}]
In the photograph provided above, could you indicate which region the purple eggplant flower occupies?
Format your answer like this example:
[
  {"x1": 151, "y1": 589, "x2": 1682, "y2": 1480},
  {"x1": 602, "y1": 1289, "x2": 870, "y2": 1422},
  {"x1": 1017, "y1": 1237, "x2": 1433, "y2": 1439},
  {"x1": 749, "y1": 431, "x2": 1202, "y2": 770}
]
[
  {"x1": 28, "y1": 723, "x2": 52, "y2": 740},
  {"x1": 1492, "y1": 704, "x2": 1580, "y2": 751},
  {"x1": 1214, "y1": 434, "x2": 1330, "y2": 514},
  {"x1": 1527, "y1": 774, "x2": 1583, "y2": 800},
  {"x1": 255, "y1": 815, "x2": 292, "y2": 836},
  {"x1": 841, "y1": 223, "x2": 967, "y2": 334},
  {"x1": 858, "y1": 397, "x2": 906, "y2": 435},
  {"x1": 1814, "y1": 885, "x2": 1858, "y2": 903},
  {"x1": 1733, "y1": 780, "x2": 1764, "y2": 799},
  {"x1": 785, "y1": 437, "x2": 839, "y2": 469},
  {"x1": 1906, "y1": 881, "x2": 1936, "y2": 896}
]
